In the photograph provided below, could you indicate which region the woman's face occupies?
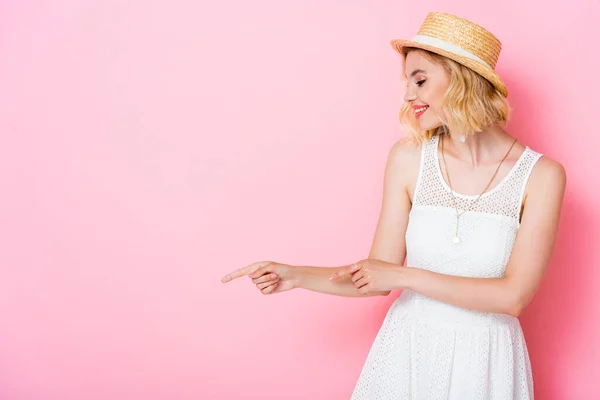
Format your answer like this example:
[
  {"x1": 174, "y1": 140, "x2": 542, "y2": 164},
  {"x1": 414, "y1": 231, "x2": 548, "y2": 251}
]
[{"x1": 403, "y1": 50, "x2": 450, "y2": 131}]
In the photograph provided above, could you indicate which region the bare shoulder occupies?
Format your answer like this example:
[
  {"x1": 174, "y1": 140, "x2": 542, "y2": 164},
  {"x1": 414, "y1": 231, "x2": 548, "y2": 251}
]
[
  {"x1": 385, "y1": 137, "x2": 423, "y2": 199},
  {"x1": 387, "y1": 137, "x2": 422, "y2": 168},
  {"x1": 525, "y1": 154, "x2": 567, "y2": 203}
]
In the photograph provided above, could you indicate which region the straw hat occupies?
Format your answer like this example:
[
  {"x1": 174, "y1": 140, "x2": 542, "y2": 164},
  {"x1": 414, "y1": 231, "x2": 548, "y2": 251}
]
[{"x1": 390, "y1": 12, "x2": 508, "y2": 97}]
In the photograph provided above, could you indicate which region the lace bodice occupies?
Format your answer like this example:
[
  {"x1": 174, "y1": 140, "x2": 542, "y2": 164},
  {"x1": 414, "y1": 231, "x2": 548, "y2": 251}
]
[
  {"x1": 413, "y1": 134, "x2": 542, "y2": 219},
  {"x1": 406, "y1": 134, "x2": 543, "y2": 279}
]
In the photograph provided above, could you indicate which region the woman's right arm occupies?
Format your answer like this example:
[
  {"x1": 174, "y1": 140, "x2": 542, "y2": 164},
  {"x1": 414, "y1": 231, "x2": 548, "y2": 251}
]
[
  {"x1": 291, "y1": 263, "x2": 386, "y2": 297},
  {"x1": 289, "y1": 139, "x2": 419, "y2": 297}
]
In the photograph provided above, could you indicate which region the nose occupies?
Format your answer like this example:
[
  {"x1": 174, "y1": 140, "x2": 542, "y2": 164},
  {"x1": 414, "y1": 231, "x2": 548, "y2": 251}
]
[{"x1": 404, "y1": 83, "x2": 417, "y2": 102}]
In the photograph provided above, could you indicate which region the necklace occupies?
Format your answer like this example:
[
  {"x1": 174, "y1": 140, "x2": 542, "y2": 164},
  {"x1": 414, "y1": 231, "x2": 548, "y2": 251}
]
[{"x1": 440, "y1": 134, "x2": 518, "y2": 244}]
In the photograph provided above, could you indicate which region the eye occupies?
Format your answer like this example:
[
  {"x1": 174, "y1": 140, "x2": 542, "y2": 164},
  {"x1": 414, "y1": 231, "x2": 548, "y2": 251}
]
[{"x1": 416, "y1": 79, "x2": 426, "y2": 87}]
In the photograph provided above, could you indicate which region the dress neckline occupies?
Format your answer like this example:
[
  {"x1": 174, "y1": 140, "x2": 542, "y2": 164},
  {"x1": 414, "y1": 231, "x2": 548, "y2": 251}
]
[{"x1": 432, "y1": 134, "x2": 530, "y2": 200}]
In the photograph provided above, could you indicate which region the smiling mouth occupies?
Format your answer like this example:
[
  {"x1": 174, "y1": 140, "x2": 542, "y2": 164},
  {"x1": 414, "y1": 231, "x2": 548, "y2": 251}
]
[{"x1": 414, "y1": 105, "x2": 429, "y2": 118}]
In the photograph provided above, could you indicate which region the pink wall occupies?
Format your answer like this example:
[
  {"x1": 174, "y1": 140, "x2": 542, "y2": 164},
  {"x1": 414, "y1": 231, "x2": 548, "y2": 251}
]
[{"x1": 0, "y1": 1, "x2": 598, "y2": 399}]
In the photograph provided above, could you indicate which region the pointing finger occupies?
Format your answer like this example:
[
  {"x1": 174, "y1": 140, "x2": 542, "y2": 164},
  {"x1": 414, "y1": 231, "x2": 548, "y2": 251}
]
[
  {"x1": 221, "y1": 261, "x2": 270, "y2": 283},
  {"x1": 329, "y1": 263, "x2": 362, "y2": 281}
]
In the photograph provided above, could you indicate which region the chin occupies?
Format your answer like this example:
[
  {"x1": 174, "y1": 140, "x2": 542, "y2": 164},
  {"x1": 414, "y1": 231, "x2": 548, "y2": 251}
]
[{"x1": 418, "y1": 119, "x2": 443, "y2": 132}]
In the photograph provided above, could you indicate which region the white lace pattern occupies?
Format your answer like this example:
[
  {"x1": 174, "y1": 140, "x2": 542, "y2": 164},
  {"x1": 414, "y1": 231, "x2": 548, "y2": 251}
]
[{"x1": 350, "y1": 134, "x2": 543, "y2": 399}]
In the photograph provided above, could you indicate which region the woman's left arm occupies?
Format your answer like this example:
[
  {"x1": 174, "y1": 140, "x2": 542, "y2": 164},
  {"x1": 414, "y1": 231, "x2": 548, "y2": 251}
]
[
  {"x1": 333, "y1": 158, "x2": 567, "y2": 317},
  {"x1": 403, "y1": 158, "x2": 567, "y2": 317}
]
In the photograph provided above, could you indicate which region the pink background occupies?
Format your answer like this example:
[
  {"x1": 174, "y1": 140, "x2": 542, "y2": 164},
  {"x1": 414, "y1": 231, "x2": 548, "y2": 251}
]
[{"x1": 0, "y1": 1, "x2": 598, "y2": 399}]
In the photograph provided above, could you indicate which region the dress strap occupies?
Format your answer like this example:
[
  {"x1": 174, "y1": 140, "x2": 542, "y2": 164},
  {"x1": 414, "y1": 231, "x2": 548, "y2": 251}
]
[
  {"x1": 514, "y1": 148, "x2": 544, "y2": 220},
  {"x1": 411, "y1": 135, "x2": 438, "y2": 207}
]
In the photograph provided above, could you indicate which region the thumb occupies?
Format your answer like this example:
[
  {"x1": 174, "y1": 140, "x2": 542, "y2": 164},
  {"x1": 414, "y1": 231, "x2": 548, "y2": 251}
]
[{"x1": 248, "y1": 263, "x2": 276, "y2": 279}]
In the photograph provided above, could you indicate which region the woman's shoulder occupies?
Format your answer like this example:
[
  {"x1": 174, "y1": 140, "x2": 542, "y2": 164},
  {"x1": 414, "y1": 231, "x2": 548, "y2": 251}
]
[
  {"x1": 384, "y1": 137, "x2": 424, "y2": 190},
  {"x1": 524, "y1": 151, "x2": 567, "y2": 204},
  {"x1": 387, "y1": 136, "x2": 424, "y2": 166},
  {"x1": 524, "y1": 143, "x2": 566, "y2": 183},
  {"x1": 532, "y1": 155, "x2": 566, "y2": 184}
]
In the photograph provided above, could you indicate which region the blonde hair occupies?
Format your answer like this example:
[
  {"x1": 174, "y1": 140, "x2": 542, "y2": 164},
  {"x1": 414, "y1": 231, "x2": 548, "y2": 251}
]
[{"x1": 399, "y1": 48, "x2": 511, "y2": 144}]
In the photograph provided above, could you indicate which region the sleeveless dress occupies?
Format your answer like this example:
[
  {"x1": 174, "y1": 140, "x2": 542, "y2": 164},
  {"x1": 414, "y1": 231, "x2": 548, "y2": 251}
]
[{"x1": 350, "y1": 134, "x2": 543, "y2": 400}]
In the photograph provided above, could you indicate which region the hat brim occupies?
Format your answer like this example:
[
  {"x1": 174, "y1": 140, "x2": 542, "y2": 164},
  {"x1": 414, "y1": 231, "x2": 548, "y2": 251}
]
[{"x1": 390, "y1": 39, "x2": 508, "y2": 97}]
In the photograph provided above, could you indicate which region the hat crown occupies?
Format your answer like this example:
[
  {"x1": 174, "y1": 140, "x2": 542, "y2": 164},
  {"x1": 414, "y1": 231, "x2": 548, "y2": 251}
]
[{"x1": 416, "y1": 12, "x2": 502, "y2": 69}]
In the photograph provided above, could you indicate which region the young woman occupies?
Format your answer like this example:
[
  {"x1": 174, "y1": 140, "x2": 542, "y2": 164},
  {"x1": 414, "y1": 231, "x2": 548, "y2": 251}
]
[{"x1": 221, "y1": 12, "x2": 566, "y2": 399}]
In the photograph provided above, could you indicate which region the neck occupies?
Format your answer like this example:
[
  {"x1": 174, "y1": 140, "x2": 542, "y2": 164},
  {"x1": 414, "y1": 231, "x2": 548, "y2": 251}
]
[{"x1": 442, "y1": 125, "x2": 512, "y2": 167}]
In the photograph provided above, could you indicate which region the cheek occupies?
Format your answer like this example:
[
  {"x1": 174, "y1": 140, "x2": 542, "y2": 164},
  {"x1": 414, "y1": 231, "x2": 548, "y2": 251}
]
[
  {"x1": 418, "y1": 88, "x2": 444, "y2": 129},
  {"x1": 424, "y1": 87, "x2": 446, "y2": 115}
]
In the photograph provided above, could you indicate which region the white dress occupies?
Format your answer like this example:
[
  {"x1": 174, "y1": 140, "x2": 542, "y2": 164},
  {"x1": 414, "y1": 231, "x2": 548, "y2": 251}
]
[{"x1": 350, "y1": 134, "x2": 542, "y2": 400}]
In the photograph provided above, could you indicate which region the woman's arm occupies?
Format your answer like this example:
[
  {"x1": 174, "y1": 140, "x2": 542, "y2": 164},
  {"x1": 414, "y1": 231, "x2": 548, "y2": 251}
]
[
  {"x1": 292, "y1": 264, "x2": 387, "y2": 297},
  {"x1": 398, "y1": 157, "x2": 566, "y2": 317}
]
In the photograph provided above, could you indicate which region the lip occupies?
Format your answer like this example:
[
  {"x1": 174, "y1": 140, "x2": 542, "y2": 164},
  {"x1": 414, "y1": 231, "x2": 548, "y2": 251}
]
[{"x1": 413, "y1": 104, "x2": 429, "y2": 118}]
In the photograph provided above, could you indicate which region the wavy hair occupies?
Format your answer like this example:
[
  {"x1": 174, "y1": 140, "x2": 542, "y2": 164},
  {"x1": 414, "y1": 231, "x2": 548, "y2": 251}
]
[{"x1": 399, "y1": 48, "x2": 511, "y2": 144}]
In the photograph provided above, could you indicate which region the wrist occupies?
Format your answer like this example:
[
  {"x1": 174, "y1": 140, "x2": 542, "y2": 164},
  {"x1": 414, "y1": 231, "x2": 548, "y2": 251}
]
[
  {"x1": 289, "y1": 265, "x2": 305, "y2": 290},
  {"x1": 400, "y1": 266, "x2": 419, "y2": 291}
]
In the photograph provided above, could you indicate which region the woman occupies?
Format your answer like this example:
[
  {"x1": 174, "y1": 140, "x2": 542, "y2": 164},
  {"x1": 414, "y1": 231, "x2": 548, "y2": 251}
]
[{"x1": 221, "y1": 12, "x2": 566, "y2": 399}]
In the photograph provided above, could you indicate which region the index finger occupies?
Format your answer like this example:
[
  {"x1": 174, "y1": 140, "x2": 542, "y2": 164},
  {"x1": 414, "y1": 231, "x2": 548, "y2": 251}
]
[
  {"x1": 329, "y1": 263, "x2": 362, "y2": 281},
  {"x1": 221, "y1": 261, "x2": 269, "y2": 283}
]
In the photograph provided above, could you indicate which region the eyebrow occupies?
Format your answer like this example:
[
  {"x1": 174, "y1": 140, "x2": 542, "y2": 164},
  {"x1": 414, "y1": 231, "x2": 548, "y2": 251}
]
[{"x1": 409, "y1": 69, "x2": 426, "y2": 78}]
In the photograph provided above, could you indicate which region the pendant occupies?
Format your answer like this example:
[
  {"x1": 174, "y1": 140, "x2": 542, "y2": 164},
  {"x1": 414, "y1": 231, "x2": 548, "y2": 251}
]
[{"x1": 454, "y1": 216, "x2": 461, "y2": 244}]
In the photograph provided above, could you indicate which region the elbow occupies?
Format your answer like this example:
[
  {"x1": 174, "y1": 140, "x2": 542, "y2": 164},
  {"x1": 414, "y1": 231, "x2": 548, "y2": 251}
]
[
  {"x1": 506, "y1": 302, "x2": 523, "y2": 318},
  {"x1": 505, "y1": 294, "x2": 527, "y2": 318},
  {"x1": 502, "y1": 279, "x2": 530, "y2": 318}
]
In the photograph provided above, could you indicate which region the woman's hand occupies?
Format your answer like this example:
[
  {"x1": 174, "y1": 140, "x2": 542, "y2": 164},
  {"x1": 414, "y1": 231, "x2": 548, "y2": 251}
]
[
  {"x1": 329, "y1": 259, "x2": 406, "y2": 295},
  {"x1": 221, "y1": 261, "x2": 297, "y2": 295}
]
